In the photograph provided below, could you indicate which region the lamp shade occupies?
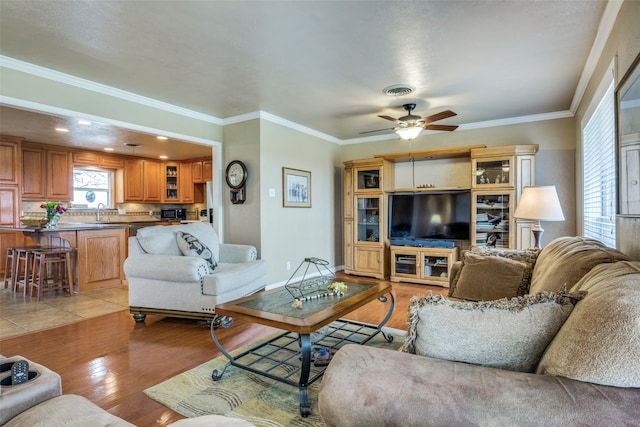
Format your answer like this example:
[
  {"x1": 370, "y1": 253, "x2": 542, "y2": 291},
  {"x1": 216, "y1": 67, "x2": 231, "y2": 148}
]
[
  {"x1": 395, "y1": 126, "x2": 422, "y2": 140},
  {"x1": 514, "y1": 186, "x2": 565, "y2": 221}
]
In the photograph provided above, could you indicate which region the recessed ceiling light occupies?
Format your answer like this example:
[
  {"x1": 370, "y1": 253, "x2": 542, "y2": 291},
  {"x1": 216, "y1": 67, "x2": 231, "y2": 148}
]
[
  {"x1": 55, "y1": 127, "x2": 69, "y2": 132},
  {"x1": 159, "y1": 155, "x2": 168, "y2": 159},
  {"x1": 77, "y1": 119, "x2": 92, "y2": 126},
  {"x1": 103, "y1": 147, "x2": 114, "y2": 151},
  {"x1": 382, "y1": 84, "x2": 415, "y2": 96},
  {"x1": 157, "y1": 136, "x2": 168, "y2": 140}
]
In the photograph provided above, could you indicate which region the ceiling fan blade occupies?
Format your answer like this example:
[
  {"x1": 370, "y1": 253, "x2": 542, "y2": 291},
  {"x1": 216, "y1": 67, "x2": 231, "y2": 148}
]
[
  {"x1": 359, "y1": 127, "x2": 396, "y2": 135},
  {"x1": 424, "y1": 124, "x2": 459, "y2": 132},
  {"x1": 423, "y1": 110, "x2": 457, "y2": 124},
  {"x1": 378, "y1": 115, "x2": 401, "y2": 124}
]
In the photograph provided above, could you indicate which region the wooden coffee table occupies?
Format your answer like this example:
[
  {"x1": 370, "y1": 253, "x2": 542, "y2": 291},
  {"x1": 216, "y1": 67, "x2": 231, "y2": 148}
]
[{"x1": 210, "y1": 280, "x2": 394, "y2": 416}]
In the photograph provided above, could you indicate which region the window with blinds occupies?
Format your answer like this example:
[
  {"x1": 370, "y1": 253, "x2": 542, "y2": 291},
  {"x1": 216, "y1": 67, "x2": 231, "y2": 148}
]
[{"x1": 582, "y1": 81, "x2": 616, "y2": 247}]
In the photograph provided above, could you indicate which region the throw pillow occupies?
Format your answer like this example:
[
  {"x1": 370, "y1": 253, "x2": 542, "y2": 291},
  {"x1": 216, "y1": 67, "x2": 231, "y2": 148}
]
[
  {"x1": 176, "y1": 231, "x2": 217, "y2": 273},
  {"x1": 449, "y1": 252, "x2": 528, "y2": 301},
  {"x1": 448, "y1": 247, "x2": 540, "y2": 298},
  {"x1": 401, "y1": 292, "x2": 576, "y2": 373},
  {"x1": 536, "y1": 261, "x2": 640, "y2": 387}
]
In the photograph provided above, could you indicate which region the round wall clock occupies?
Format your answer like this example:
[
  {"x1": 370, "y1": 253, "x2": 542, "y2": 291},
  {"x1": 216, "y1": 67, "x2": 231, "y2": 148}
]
[{"x1": 225, "y1": 160, "x2": 248, "y2": 189}]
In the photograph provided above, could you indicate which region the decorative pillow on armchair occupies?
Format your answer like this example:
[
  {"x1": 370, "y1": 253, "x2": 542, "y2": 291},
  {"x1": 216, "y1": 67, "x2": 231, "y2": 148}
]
[
  {"x1": 401, "y1": 292, "x2": 576, "y2": 373},
  {"x1": 176, "y1": 231, "x2": 217, "y2": 273}
]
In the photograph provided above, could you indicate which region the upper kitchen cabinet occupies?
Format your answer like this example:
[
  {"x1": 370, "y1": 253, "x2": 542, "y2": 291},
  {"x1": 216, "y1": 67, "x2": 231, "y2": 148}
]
[
  {"x1": 0, "y1": 137, "x2": 20, "y2": 185},
  {"x1": 21, "y1": 143, "x2": 72, "y2": 201},
  {"x1": 123, "y1": 159, "x2": 162, "y2": 202},
  {"x1": 192, "y1": 158, "x2": 213, "y2": 183}
]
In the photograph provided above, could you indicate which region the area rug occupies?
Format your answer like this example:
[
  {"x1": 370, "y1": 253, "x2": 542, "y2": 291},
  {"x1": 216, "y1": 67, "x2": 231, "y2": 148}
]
[{"x1": 144, "y1": 326, "x2": 404, "y2": 427}]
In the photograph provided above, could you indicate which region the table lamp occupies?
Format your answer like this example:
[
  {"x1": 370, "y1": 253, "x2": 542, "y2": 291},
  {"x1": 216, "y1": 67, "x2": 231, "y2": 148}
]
[{"x1": 514, "y1": 186, "x2": 565, "y2": 249}]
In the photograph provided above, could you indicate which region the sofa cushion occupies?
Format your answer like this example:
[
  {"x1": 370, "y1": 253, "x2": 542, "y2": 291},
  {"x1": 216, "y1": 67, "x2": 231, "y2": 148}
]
[
  {"x1": 176, "y1": 231, "x2": 217, "y2": 272},
  {"x1": 401, "y1": 293, "x2": 575, "y2": 372},
  {"x1": 536, "y1": 261, "x2": 640, "y2": 387},
  {"x1": 4, "y1": 394, "x2": 135, "y2": 427},
  {"x1": 449, "y1": 247, "x2": 540, "y2": 298},
  {"x1": 529, "y1": 236, "x2": 630, "y2": 295},
  {"x1": 136, "y1": 223, "x2": 220, "y2": 261},
  {"x1": 449, "y1": 252, "x2": 527, "y2": 301}
]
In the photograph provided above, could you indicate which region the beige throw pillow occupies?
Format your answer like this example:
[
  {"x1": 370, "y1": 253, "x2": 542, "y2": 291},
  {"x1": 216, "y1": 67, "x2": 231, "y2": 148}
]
[
  {"x1": 401, "y1": 293, "x2": 575, "y2": 373},
  {"x1": 536, "y1": 261, "x2": 640, "y2": 387},
  {"x1": 450, "y1": 253, "x2": 527, "y2": 301}
]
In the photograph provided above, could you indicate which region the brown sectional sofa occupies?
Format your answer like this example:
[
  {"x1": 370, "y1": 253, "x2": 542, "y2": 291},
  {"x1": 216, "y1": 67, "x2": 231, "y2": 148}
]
[{"x1": 319, "y1": 237, "x2": 640, "y2": 426}]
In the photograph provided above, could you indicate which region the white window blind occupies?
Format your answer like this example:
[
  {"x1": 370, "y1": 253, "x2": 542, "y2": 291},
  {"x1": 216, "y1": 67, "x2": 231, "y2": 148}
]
[{"x1": 582, "y1": 81, "x2": 616, "y2": 247}]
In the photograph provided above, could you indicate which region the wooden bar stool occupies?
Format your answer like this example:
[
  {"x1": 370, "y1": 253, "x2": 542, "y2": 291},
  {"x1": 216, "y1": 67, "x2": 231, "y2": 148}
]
[
  {"x1": 13, "y1": 247, "x2": 39, "y2": 296},
  {"x1": 3, "y1": 247, "x2": 17, "y2": 290},
  {"x1": 29, "y1": 247, "x2": 74, "y2": 301}
]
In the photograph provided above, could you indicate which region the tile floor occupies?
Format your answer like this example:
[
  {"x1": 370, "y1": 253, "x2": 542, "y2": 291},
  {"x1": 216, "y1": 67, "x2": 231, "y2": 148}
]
[{"x1": 0, "y1": 285, "x2": 129, "y2": 340}]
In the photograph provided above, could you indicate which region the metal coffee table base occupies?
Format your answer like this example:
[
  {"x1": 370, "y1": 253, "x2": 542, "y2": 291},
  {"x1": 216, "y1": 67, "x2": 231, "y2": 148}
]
[{"x1": 210, "y1": 294, "x2": 394, "y2": 417}]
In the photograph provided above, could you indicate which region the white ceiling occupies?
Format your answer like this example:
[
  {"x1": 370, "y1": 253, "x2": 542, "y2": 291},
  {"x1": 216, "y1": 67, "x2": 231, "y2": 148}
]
[{"x1": 0, "y1": 0, "x2": 611, "y2": 158}]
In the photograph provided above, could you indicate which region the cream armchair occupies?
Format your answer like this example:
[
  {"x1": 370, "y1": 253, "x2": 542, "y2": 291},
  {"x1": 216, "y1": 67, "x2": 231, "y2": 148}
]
[{"x1": 123, "y1": 222, "x2": 266, "y2": 323}]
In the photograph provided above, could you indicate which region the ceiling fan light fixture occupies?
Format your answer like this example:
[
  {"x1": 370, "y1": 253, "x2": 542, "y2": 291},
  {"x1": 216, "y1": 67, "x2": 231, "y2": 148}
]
[
  {"x1": 395, "y1": 126, "x2": 423, "y2": 140},
  {"x1": 382, "y1": 84, "x2": 415, "y2": 96}
]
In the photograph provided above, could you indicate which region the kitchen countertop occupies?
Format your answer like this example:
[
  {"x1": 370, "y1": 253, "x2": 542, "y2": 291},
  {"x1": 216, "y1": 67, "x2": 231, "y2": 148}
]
[{"x1": 0, "y1": 223, "x2": 131, "y2": 232}]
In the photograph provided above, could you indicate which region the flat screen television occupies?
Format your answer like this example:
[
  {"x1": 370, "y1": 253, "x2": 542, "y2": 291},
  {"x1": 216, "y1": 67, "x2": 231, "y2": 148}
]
[{"x1": 388, "y1": 191, "x2": 471, "y2": 243}]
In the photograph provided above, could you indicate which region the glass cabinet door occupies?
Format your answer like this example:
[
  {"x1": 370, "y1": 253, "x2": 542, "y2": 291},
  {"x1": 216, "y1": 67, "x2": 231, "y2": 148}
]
[
  {"x1": 355, "y1": 167, "x2": 381, "y2": 191},
  {"x1": 473, "y1": 191, "x2": 513, "y2": 248},
  {"x1": 356, "y1": 196, "x2": 382, "y2": 243},
  {"x1": 473, "y1": 157, "x2": 513, "y2": 187},
  {"x1": 165, "y1": 164, "x2": 179, "y2": 200}
]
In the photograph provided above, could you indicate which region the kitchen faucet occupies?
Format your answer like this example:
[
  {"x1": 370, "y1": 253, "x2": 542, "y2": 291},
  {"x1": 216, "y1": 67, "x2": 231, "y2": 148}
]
[{"x1": 97, "y1": 203, "x2": 105, "y2": 222}]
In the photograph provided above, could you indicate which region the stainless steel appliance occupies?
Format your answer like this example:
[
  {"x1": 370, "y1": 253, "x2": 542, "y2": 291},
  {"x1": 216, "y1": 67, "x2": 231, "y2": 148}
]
[{"x1": 160, "y1": 208, "x2": 187, "y2": 221}]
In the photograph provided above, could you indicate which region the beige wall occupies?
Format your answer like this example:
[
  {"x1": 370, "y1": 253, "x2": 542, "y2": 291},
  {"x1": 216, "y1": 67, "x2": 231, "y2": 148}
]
[
  {"x1": 222, "y1": 120, "x2": 262, "y2": 252},
  {"x1": 258, "y1": 120, "x2": 342, "y2": 285}
]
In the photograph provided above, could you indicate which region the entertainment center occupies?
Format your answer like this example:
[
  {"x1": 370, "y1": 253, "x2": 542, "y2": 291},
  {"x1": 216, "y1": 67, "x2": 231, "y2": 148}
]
[{"x1": 342, "y1": 144, "x2": 538, "y2": 286}]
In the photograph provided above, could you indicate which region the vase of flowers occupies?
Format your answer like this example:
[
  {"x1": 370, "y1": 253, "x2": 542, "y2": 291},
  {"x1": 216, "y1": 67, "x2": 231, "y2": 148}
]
[{"x1": 41, "y1": 201, "x2": 67, "y2": 228}]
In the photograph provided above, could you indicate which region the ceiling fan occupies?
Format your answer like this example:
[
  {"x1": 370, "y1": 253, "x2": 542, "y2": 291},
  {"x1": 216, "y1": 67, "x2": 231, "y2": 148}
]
[{"x1": 361, "y1": 103, "x2": 459, "y2": 140}]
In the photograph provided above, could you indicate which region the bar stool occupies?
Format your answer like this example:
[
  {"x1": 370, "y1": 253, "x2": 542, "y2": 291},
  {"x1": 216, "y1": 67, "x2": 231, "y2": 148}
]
[
  {"x1": 29, "y1": 247, "x2": 74, "y2": 301},
  {"x1": 3, "y1": 247, "x2": 18, "y2": 290},
  {"x1": 13, "y1": 247, "x2": 40, "y2": 296}
]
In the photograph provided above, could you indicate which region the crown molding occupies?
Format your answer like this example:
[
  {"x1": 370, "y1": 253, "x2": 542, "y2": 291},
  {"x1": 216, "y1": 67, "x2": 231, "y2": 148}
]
[
  {"x1": 0, "y1": 95, "x2": 219, "y2": 146},
  {"x1": 0, "y1": 55, "x2": 223, "y2": 125},
  {"x1": 569, "y1": 0, "x2": 623, "y2": 114}
]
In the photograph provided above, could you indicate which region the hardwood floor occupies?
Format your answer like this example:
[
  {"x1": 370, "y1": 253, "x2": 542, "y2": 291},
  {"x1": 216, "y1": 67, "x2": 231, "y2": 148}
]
[{"x1": 0, "y1": 273, "x2": 447, "y2": 426}]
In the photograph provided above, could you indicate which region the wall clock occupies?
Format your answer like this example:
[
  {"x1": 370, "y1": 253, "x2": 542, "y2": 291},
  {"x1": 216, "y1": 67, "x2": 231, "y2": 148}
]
[{"x1": 225, "y1": 160, "x2": 247, "y2": 204}]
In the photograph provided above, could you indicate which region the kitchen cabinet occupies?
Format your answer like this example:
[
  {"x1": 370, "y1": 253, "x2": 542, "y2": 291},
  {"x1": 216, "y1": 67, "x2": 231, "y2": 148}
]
[
  {"x1": 0, "y1": 137, "x2": 21, "y2": 228},
  {"x1": 390, "y1": 246, "x2": 459, "y2": 287},
  {"x1": 21, "y1": 144, "x2": 72, "y2": 201},
  {"x1": 180, "y1": 162, "x2": 194, "y2": 203},
  {"x1": 73, "y1": 151, "x2": 124, "y2": 168},
  {"x1": 47, "y1": 149, "x2": 73, "y2": 200},
  {"x1": 124, "y1": 159, "x2": 161, "y2": 202},
  {"x1": 192, "y1": 159, "x2": 213, "y2": 183},
  {"x1": 0, "y1": 187, "x2": 19, "y2": 227},
  {"x1": 163, "y1": 163, "x2": 180, "y2": 202},
  {"x1": 0, "y1": 138, "x2": 20, "y2": 185},
  {"x1": 76, "y1": 228, "x2": 126, "y2": 290}
]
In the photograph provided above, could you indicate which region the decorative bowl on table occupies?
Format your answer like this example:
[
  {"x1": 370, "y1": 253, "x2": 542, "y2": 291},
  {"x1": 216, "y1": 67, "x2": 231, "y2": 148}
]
[{"x1": 20, "y1": 217, "x2": 49, "y2": 228}]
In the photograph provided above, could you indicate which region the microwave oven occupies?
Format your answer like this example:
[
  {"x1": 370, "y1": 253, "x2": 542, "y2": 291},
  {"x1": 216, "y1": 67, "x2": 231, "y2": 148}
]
[{"x1": 160, "y1": 208, "x2": 187, "y2": 221}]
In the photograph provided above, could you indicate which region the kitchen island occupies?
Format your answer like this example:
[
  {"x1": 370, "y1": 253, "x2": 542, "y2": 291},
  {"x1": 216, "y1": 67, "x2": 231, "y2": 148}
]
[{"x1": 0, "y1": 223, "x2": 129, "y2": 292}]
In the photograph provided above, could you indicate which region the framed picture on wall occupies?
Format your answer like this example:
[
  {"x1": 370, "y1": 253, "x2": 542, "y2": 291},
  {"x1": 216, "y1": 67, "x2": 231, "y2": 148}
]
[
  {"x1": 283, "y1": 167, "x2": 311, "y2": 208},
  {"x1": 616, "y1": 52, "x2": 640, "y2": 216}
]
